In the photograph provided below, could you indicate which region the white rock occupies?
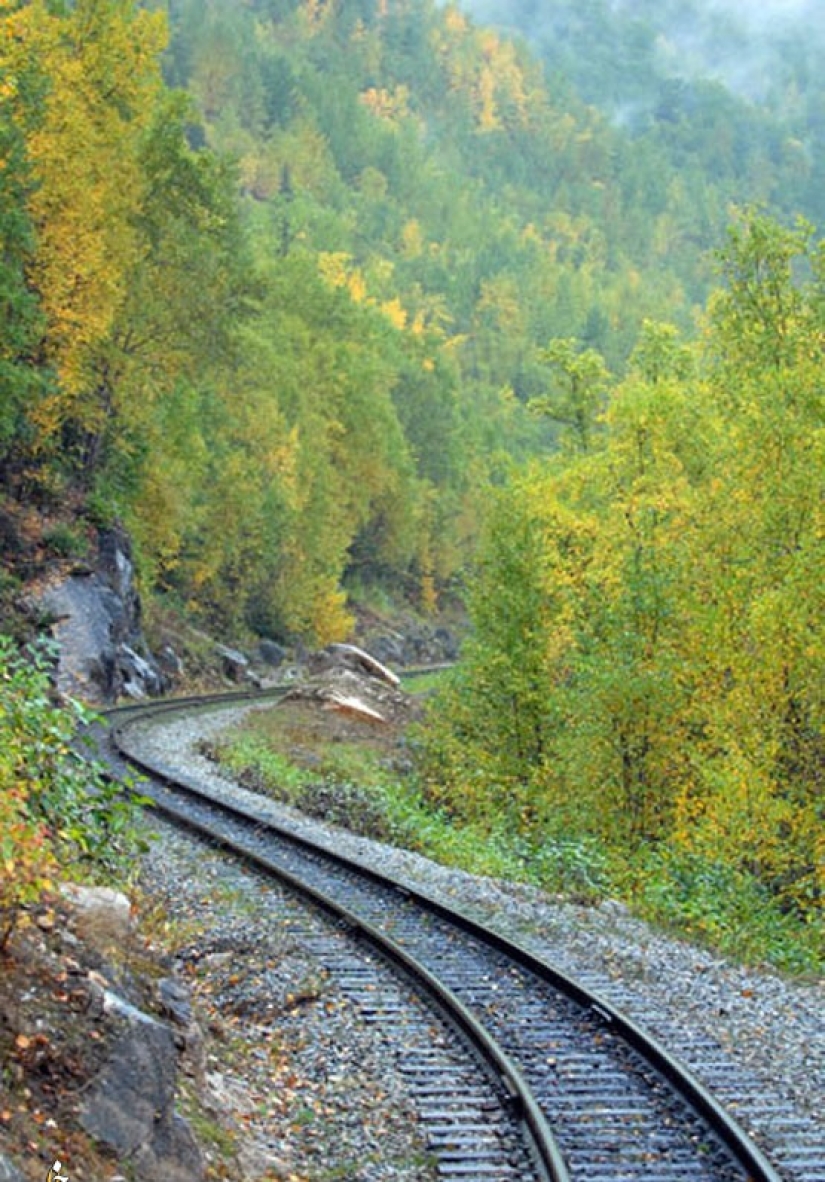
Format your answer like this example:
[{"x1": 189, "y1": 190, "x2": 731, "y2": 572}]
[{"x1": 60, "y1": 883, "x2": 133, "y2": 942}]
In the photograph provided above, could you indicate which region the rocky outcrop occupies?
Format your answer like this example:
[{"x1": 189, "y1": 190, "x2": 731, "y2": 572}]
[
  {"x1": 34, "y1": 525, "x2": 165, "y2": 703},
  {"x1": 65, "y1": 886, "x2": 205, "y2": 1181},
  {"x1": 356, "y1": 616, "x2": 461, "y2": 668},
  {"x1": 0, "y1": 883, "x2": 209, "y2": 1182},
  {"x1": 79, "y1": 1000, "x2": 204, "y2": 1182}
]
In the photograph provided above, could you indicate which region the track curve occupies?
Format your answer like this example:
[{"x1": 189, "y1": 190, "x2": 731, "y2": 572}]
[{"x1": 105, "y1": 693, "x2": 789, "y2": 1182}]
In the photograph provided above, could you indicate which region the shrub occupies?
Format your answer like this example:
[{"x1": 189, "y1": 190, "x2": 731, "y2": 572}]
[
  {"x1": 532, "y1": 835, "x2": 612, "y2": 903},
  {"x1": 42, "y1": 522, "x2": 87, "y2": 558},
  {"x1": 0, "y1": 636, "x2": 148, "y2": 948},
  {"x1": 636, "y1": 847, "x2": 823, "y2": 974}
]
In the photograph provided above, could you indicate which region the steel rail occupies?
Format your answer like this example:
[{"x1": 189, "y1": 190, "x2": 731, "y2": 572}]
[
  {"x1": 144, "y1": 779, "x2": 566, "y2": 1181},
  {"x1": 106, "y1": 701, "x2": 566, "y2": 1182},
  {"x1": 108, "y1": 693, "x2": 785, "y2": 1182}
]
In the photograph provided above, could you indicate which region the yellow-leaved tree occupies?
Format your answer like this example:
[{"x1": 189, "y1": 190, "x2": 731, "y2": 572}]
[
  {"x1": 670, "y1": 214, "x2": 825, "y2": 915},
  {"x1": 421, "y1": 215, "x2": 823, "y2": 943},
  {"x1": 0, "y1": 0, "x2": 166, "y2": 471}
]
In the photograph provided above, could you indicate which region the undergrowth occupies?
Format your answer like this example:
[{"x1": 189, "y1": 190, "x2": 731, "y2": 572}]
[
  {"x1": 630, "y1": 849, "x2": 823, "y2": 976},
  {"x1": 0, "y1": 634, "x2": 151, "y2": 947},
  {"x1": 207, "y1": 706, "x2": 822, "y2": 977}
]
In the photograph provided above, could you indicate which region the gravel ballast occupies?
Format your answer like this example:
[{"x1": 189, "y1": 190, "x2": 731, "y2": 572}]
[
  {"x1": 135, "y1": 704, "x2": 825, "y2": 1177},
  {"x1": 142, "y1": 828, "x2": 437, "y2": 1181}
]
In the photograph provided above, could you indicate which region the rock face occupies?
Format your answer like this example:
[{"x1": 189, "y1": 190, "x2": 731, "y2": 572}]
[
  {"x1": 0, "y1": 884, "x2": 208, "y2": 1182},
  {"x1": 35, "y1": 525, "x2": 164, "y2": 702},
  {"x1": 79, "y1": 1002, "x2": 204, "y2": 1182},
  {"x1": 53, "y1": 881, "x2": 206, "y2": 1181}
]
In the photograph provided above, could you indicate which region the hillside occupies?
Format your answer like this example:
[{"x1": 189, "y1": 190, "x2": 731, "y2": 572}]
[
  {"x1": 463, "y1": 0, "x2": 825, "y2": 222},
  {"x1": 2, "y1": 0, "x2": 823, "y2": 646}
]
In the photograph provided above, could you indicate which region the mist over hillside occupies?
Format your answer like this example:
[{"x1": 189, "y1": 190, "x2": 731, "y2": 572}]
[
  {"x1": 452, "y1": 0, "x2": 825, "y2": 108},
  {"x1": 447, "y1": 0, "x2": 825, "y2": 232}
]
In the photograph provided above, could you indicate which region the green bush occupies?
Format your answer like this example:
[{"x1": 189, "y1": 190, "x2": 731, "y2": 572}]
[
  {"x1": 636, "y1": 848, "x2": 823, "y2": 975},
  {"x1": 0, "y1": 636, "x2": 149, "y2": 947},
  {"x1": 532, "y1": 835, "x2": 612, "y2": 903}
]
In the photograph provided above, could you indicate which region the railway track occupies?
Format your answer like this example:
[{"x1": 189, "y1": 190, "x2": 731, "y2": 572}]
[{"x1": 103, "y1": 692, "x2": 809, "y2": 1182}]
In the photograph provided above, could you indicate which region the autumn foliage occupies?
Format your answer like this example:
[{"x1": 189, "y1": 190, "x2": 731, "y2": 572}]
[
  {"x1": 0, "y1": 0, "x2": 822, "y2": 963},
  {"x1": 421, "y1": 216, "x2": 824, "y2": 955},
  {"x1": 4, "y1": 0, "x2": 825, "y2": 651}
]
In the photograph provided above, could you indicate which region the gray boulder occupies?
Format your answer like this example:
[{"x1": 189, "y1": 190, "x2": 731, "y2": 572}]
[
  {"x1": 156, "y1": 644, "x2": 184, "y2": 679},
  {"x1": 215, "y1": 643, "x2": 248, "y2": 680},
  {"x1": 257, "y1": 639, "x2": 287, "y2": 668},
  {"x1": 433, "y1": 626, "x2": 459, "y2": 661},
  {"x1": 80, "y1": 997, "x2": 204, "y2": 1182},
  {"x1": 157, "y1": 978, "x2": 193, "y2": 1028},
  {"x1": 365, "y1": 634, "x2": 405, "y2": 668},
  {"x1": 59, "y1": 883, "x2": 133, "y2": 949},
  {"x1": 119, "y1": 644, "x2": 164, "y2": 700}
]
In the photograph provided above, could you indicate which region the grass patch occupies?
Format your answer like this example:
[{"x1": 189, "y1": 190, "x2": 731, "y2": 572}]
[
  {"x1": 205, "y1": 729, "x2": 423, "y2": 849},
  {"x1": 402, "y1": 667, "x2": 451, "y2": 695},
  {"x1": 202, "y1": 701, "x2": 562, "y2": 885},
  {"x1": 43, "y1": 521, "x2": 89, "y2": 558}
]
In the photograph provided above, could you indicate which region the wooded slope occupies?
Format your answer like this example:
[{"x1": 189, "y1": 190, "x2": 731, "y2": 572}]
[{"x1": 2, "y1": 0, "x2": 823, "y2": 646}]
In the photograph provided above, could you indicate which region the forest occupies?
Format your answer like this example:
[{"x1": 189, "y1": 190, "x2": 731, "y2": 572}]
[{"x1": 0, "y1": 0, "x2": 822, "y2": 964}]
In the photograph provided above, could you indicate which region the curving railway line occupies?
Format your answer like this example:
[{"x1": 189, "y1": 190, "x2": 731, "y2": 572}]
[{"x1": 102, "y1": 690, "x2": 814, "y2": 1182}]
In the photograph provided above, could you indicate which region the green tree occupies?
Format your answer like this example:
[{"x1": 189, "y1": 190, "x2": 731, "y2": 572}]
[
  {"x1": 531, "y1": 338, "x2": 611, "y2": 453},
  {"x1": 0, "y1": 64, "x2": 47, "y2": 474},
  {"x1": 422, "y1": 215, "x2": 823, "y2": 922},
  {"x1": 419, "y1": 468, "x2": 595, "y2": 831},
  {"x1": 678, "y1": 213, "x2": 825, "y2": 912}
]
